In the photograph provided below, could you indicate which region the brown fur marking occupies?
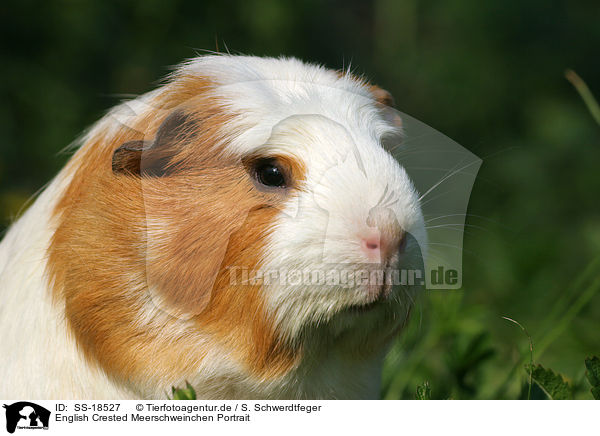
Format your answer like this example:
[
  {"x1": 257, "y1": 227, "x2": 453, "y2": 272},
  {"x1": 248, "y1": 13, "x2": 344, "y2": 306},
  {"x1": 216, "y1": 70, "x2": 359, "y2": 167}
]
[{"x1": 47, "y1": 74, "x2": 305, "y2": 390}]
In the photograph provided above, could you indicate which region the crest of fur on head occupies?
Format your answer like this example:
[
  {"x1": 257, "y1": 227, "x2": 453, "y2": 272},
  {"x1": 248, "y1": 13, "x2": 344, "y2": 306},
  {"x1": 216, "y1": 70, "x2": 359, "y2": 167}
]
[{"x1": 46, "y1": 55, "x2": 425, "y2": 398}]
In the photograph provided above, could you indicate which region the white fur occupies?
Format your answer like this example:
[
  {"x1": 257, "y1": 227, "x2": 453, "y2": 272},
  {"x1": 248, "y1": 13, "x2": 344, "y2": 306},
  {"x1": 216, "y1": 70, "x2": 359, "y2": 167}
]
[
  {"x1": 0, "y1": 55, "x2": 425, "y2": 399},
  {"x1": 0, "y1": 173, "x2": 135, "y2": 399}
]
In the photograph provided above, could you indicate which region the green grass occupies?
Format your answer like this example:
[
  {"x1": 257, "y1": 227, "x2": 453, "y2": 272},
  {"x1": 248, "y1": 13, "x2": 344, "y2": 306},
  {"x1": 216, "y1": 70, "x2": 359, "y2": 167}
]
[{"x1": 381, "y1": 257, "x2": 600, "y2": 399}]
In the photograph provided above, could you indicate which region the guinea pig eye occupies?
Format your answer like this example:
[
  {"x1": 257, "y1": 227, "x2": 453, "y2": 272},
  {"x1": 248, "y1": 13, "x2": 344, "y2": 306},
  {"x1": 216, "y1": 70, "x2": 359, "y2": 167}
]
[{"x1": 254, "y1": 160, "x2": 287, "y2": 188}]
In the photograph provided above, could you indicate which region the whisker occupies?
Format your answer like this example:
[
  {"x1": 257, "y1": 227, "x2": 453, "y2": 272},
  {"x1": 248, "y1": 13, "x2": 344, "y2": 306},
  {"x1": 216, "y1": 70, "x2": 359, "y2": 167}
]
[
  {"x1": 424, "y1": 213, "x2": 499, "y2": 225},
  {"x1": 419, "y1": 187, "x2": 467, "y2": 208},
  {"x1": 425, "y1": 223, "x2": 490, "y2": 233},
  {"x1": 418, "y1": 158, "x2": 481, "y2": 202}
]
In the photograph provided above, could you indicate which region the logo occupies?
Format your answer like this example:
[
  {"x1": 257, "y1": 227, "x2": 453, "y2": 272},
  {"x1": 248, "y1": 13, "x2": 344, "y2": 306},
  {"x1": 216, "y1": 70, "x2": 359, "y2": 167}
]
[{"x1": 2, "y1": 402, "x2": 50, "y2": 434}]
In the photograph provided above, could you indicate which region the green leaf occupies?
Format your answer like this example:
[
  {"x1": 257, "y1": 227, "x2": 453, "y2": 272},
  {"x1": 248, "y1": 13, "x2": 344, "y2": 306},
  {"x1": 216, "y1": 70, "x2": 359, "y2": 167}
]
[
  {"x1": 170, "y1": 381, "x2": 197, "y2": 400},
  {"x1": 415, "y1": 381, "x2": 431, "y2": 400},
  {"x1": 585, "y1": 356, "x2": 600, "y2": 399},
  {"x1": 525, "y1": 364, "x2": 572, "y2": 400}
]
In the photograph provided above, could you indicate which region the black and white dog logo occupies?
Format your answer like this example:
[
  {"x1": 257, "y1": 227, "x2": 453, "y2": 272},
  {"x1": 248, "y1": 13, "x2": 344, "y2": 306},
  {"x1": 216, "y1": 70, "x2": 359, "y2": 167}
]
[{"x1": 3, "y1": 402, "x2": 50, "y2": 434}]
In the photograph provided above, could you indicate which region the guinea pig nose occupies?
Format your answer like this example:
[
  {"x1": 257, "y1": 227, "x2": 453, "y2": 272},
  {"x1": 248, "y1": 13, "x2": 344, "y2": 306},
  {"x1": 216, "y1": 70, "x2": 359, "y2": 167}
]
[
  {"x1": 360, "y1": 229, "x2": 406, "y2": 263},
  {"x1": 361, "y1": 234, "x2": 381, "y2": 253},
  {"x1": 362, "y1": 207, "x2": 406, "y2": 261},
  {"x1": 360, "y1": 233, "x2": 382, "y2": 262}
]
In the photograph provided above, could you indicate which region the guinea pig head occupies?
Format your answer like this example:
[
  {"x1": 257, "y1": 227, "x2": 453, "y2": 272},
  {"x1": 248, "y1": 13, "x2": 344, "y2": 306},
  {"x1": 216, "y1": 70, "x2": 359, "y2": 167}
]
[{"x1": 47, "y1": 61, "x2": 426, "y2": 393}]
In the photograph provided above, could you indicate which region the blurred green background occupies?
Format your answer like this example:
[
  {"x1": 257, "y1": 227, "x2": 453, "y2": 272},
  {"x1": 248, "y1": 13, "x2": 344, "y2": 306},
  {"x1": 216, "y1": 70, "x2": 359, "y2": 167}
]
[{"x1": 1, "y1": 0, "x2": 599, "y2": 399}]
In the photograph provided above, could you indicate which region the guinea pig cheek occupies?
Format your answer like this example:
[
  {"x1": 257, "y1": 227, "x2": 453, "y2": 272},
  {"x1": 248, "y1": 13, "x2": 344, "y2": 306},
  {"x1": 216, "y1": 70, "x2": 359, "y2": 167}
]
[{"x1": 140, "y1": 167, "x2": 280, "y2": 318}]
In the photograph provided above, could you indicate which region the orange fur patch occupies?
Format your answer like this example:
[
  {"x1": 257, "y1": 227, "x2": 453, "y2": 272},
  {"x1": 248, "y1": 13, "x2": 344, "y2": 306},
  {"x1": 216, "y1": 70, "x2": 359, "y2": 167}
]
[
  {"x1": 368, "y1": 84, "x2": 396, "y2": 108},
  {"x1": 368, "y1": 84, "x2": 402, "y2": 128},
  {"x1": 47, "y1": 74, "x2": 305, "y2": 391}
]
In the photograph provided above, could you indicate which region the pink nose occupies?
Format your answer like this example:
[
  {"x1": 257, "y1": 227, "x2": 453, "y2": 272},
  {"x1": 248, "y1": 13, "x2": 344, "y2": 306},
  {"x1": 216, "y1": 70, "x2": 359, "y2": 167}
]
[
  {"x1": 360, "y1": 230, "x2": 406, "y2": 263},
  {"x1": 360, "y1": 208, "x2": 406, "y2": 263},
  {"x1": 361, "y1": 235, "x2": 381, "y2": 253}
]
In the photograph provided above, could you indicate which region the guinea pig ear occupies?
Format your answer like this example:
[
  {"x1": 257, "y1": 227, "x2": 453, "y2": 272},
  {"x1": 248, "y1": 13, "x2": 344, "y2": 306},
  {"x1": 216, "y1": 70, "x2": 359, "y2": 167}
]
[
  {"x1": 369, "y1": 85, "x2": 403, "y2": 128},
  {"x1": 112, "y1": 140, "x2": 151, "y2": 175},
  {"x1": 112, "y1": 110, "x2": 194, "y2": 176},
  {"x1": 370, "y1": 85, "x2": 396, "y2": 108}
]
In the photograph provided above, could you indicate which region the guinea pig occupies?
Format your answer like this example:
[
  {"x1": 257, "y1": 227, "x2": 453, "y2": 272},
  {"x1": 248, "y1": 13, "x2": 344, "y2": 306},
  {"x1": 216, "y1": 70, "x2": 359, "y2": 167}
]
[{"x1": 0, "y1": 55, "x2": 426, "y2": 399}]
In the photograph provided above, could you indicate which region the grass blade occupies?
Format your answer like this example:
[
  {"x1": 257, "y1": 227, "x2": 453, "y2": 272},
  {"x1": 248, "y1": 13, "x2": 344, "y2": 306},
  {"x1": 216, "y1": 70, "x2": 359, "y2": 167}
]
[{"x1": 565, "y1": 69, "x2": 600, "y2": 125}]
